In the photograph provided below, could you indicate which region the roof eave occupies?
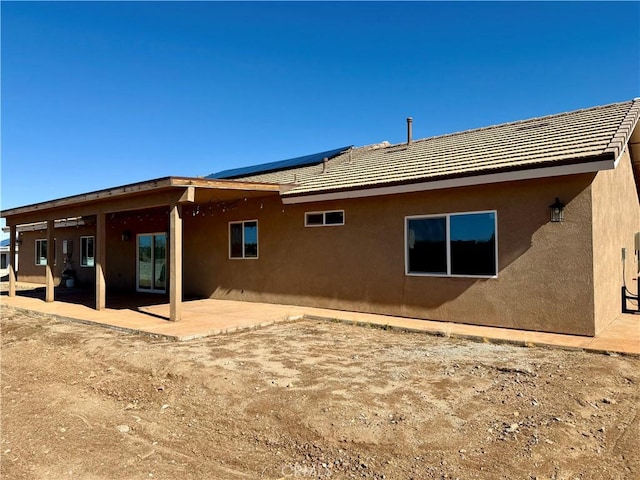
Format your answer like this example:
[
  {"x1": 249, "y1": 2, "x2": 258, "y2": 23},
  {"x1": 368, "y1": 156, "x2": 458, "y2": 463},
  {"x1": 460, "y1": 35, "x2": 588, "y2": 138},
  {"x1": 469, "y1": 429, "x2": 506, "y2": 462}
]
[{"x1": 281, "y1": 153, "x2": 616, "y2": 204}]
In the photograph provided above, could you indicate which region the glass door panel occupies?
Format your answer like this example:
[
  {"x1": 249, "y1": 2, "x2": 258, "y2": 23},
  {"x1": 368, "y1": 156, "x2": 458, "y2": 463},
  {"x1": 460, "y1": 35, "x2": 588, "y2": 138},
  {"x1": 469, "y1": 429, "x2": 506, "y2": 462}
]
[
  {"x1": 138, "y1": 235, "x2": 152, "y2": 290},
  {"x1": 154, "y1": 235, "x2": 166, "y2": 291},
  {"x1": 137, "y1": 233, "x2": 166, "y2": 293}
]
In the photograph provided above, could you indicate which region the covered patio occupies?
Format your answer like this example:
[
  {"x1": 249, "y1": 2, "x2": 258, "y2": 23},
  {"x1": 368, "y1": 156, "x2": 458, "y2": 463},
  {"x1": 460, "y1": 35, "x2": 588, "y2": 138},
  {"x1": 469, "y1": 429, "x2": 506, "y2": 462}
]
[
  {"x1": 2, "y1": 281, "x2": 638, "y2": 354},
  {"x1": 1, "y1": 176, "x2": 283, "y2": 322}
]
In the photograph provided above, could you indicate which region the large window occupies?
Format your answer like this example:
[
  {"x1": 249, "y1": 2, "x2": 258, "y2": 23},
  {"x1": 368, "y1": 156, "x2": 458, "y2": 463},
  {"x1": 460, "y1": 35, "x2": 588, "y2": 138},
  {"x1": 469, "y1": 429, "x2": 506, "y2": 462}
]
[
  {"x1": 35, "y1": 239, "x2": 47, "y2": 266},
  {"x1": 81, "y1": 236, "x2": 95, "y2": 267},
  {"x1": 406, "y1": 211, "x2": 497, "y2": 277},
  {"x1": 229, "y1": 220, "x2": 258, "y2": 259}
]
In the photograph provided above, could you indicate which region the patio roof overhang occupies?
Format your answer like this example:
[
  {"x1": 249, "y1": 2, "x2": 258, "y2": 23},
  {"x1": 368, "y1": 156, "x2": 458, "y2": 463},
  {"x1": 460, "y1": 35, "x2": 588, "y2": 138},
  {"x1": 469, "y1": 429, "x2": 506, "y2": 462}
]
[
  {"x1": 1, "y1": 176, "x2": 284, "y2": 225},
  {"x1": 1, "y1": 176, "x2": 285, "y2": 321}
]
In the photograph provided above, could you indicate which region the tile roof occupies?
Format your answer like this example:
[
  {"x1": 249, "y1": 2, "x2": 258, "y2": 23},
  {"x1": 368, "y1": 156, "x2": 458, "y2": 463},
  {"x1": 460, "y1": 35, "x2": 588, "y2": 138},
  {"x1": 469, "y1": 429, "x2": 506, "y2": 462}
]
[{"x1": 233, "y1": 99, "x2": 640, "y2": 197}]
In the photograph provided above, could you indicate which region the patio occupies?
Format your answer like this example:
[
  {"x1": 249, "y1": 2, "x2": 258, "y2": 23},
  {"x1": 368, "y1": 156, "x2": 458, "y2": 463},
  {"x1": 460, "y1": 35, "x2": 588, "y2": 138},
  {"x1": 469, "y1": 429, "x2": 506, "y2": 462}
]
[{"x1": 1, "y1": 282, "x2": 639, "y2": 355}]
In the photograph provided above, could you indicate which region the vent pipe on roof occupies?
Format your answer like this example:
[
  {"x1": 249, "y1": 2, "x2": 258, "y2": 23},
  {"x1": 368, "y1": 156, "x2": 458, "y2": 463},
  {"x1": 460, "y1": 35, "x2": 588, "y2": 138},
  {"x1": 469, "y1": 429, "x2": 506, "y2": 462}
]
[
  {"x1": 322, "y1": 157, "x2": 328, "y2": 173},
  {"x1": 407, "y1": 117, "x2": 413, "y2": 145}
]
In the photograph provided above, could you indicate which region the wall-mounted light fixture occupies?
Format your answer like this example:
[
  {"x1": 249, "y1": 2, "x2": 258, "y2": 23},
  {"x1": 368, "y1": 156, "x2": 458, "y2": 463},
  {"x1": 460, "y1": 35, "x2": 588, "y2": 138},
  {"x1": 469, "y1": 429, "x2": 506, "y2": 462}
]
[
  {"x1": 549, "y1": 197, "x2": 565, "y2": 223},
  {"x1": 121, "y1": 230, "x2": 131, "y2": 241}
]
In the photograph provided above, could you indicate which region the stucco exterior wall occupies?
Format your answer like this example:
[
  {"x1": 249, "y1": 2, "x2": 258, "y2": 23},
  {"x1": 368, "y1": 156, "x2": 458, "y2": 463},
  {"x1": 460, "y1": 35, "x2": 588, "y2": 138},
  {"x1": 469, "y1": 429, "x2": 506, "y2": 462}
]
[
  {"x1": 12, "y1": 174, "x2": 602, "y2": 335},
  {"x1": 183, "y1": 174, "x2": 597, "y2": 335},
  {"x1": 104, "y1": 210, "x2": 169, "y2": 292},
  {"x1": 591, "y1": 147, "x2": 640, "y2": 333},
  {"x1": 17, "y1": 225, "x2": 97, "y2": 286},
  {"x1": 14, "y1": 209, "x2": 170, "y2": 292}
]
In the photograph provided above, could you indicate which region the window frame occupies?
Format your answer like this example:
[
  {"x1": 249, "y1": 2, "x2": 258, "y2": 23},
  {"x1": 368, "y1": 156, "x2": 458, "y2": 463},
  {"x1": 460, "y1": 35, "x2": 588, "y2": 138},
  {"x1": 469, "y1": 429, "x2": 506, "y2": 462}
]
[
  {"x1": 404, "y1": 210, "x2": 498, "y2": 278},
  {"x1": 35, "y1": 239, "x2": 47, "y2": 266},
  {"x1": 228, "y1": 220, "x2": 259, "y2": 260},
  {"x1": 304, "y1": 210, "x2": 345, "y2": 227},
  {"x1": 80, "y1": 236, "x2": 95, "y2": 267}
]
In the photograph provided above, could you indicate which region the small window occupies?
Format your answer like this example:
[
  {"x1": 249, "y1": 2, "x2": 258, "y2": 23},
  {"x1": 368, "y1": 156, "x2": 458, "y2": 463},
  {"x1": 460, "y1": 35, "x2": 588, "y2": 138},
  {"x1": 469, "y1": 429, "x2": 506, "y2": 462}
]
[
  {"x1": 406, "y1": 211, "x2": 497, "y2": 277},
  {"x1": 1, "y1": 253, "x2": 7, "y2": 270},
  {"x1": 229, "y1": 220, "x2": 258, "y2": 259},
  {"x1": 35, "y1": 239, "x2": 47, "y2": 266},
  {"x1": 305, "y1": 210, "x2": 345, "y2": 227},
  {"x1": 81, "y1": 236, "x2": 95, "y2": 267}
]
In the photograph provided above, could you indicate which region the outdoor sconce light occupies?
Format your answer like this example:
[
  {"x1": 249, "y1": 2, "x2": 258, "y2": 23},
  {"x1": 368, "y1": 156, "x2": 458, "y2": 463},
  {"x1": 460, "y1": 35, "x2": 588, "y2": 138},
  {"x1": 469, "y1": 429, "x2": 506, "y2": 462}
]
[
  {"x1": 549, "y1": 197, "x2": 565, "y2": 223},
  {"x1": 121, "y1": 231, "x2": 131, "y2": 241}
]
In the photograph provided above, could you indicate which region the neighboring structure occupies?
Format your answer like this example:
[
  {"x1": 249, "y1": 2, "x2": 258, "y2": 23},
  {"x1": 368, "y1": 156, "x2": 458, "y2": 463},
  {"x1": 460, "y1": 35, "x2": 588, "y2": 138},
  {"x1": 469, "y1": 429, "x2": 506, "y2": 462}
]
[
  {"x1": 0, "y1": 238, "x2": 19, "y2": 279},
  {"x1": 3, "y1": 99, "x2": 639, "y2": 336}
]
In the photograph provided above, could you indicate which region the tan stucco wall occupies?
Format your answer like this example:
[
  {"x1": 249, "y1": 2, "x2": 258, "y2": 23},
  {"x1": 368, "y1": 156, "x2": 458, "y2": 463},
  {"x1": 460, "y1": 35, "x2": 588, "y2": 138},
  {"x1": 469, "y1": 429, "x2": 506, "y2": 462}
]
[
  {"x1": 15, "y1": 210, "x2": 170, "y2": 292},
  {"x1": 12, "y1": 172, "x2": 605, "y2": 335},
  {"x1": 591, "y1": 147, "x2": 640, "y2": 333},
  {"x1": 17, "y1": 225, "x2": 97, "y2": 286},
  {"x1": 104, "y1": 210, "x2": 169, "y2": 292},
  {"x1": 183, "y1": 174, "x2": 597, "y2": 335}
]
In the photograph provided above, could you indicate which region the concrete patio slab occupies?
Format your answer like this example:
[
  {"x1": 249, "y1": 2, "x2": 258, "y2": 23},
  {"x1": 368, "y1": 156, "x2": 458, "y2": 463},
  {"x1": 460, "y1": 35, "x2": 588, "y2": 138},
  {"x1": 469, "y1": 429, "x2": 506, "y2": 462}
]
[{"x1": 1, "y1": 284, "x2": 639, "y2": 355}]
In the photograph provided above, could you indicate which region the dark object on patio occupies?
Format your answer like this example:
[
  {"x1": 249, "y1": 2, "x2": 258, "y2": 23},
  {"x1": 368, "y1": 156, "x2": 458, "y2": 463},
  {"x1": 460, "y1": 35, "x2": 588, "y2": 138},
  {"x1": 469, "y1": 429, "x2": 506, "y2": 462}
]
[{"x1": 61, "y1": 269, "x2": 76, "y2": 288}]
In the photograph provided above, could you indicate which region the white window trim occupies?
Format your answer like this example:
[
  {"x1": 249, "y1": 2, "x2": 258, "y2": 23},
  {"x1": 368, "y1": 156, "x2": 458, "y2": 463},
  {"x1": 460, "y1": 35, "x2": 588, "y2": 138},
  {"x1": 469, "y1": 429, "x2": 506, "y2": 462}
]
[
  {"x1": 35, "y1": 239, "x2": 47, "y2": 266},
  {"x1": 404, "y1": 210, "x2": 498, "y2": 279},
  {"x1": 80, "y1": 236, "x2": 95, "y2": 268},
  {"x1": 228, "y1": 220, "x2": 259, "y2": 260},
  {"x1": 304, "y1": 210, "x2": 345, "y2": 227}
]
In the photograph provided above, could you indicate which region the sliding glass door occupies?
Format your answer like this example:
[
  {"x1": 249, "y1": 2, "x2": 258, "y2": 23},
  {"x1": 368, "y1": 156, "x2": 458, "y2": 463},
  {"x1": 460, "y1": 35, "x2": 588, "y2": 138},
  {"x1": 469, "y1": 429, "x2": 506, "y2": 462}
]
[{"x1": 137, "y1": 233, "x2": 166, "y2": 293}]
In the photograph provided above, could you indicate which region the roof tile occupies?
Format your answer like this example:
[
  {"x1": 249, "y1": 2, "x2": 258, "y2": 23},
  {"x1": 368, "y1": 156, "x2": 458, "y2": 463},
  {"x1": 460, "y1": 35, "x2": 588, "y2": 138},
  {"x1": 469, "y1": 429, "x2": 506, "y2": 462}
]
[{"x1": 233, "y1": 100, "x2": 640, "y2": 196}]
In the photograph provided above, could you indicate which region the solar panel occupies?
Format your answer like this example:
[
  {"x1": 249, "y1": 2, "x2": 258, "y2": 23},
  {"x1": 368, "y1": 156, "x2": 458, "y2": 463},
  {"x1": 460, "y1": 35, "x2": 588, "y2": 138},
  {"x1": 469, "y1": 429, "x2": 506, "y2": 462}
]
[{"x1": 207, "y1": 145, "x2": 352, "y2": 179}]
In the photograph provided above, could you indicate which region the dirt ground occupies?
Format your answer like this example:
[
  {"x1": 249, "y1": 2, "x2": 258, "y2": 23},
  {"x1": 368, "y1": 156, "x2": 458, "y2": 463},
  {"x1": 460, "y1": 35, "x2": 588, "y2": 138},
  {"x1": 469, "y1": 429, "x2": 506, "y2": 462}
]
[{"x1": 1, "y1": 305, "x2": 639, "y2": 480}]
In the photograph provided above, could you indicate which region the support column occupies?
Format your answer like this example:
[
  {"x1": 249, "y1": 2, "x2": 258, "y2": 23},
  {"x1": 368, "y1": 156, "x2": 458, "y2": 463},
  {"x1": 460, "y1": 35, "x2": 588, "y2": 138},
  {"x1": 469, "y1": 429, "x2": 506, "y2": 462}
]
[
  {"x1": 8, "y1": 225, "x2": 17, "y2": 297},
  {"x1": 169, "y1": 203, "x2": 182, "y2": 322},
  {"x1": 45, "y1": 220, "x2": 55, "y2": 302},
  {"x1": 95, "y1": 212, "x2": 106, "y2": 311}
]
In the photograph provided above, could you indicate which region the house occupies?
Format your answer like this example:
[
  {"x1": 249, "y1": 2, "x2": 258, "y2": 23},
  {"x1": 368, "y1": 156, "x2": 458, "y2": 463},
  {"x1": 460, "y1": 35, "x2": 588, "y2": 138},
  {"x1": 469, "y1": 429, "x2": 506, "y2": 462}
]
[{"x1": 2, "y1": 99, "x2": 639, "y2": 336}]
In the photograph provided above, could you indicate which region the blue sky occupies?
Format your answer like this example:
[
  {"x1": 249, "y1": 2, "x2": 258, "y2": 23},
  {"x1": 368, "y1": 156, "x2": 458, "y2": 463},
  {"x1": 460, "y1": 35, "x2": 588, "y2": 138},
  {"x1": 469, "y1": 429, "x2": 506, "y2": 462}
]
[{"x1": 2, "y1": 1, "x2": 639, "y2": 227}]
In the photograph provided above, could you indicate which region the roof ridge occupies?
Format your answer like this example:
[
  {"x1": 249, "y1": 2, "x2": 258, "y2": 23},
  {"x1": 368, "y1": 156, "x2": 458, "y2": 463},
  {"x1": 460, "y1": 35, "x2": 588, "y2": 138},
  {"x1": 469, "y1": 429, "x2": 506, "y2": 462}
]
[{"x1": 355, "y1": 99, "x2": 636, "y2": 152}]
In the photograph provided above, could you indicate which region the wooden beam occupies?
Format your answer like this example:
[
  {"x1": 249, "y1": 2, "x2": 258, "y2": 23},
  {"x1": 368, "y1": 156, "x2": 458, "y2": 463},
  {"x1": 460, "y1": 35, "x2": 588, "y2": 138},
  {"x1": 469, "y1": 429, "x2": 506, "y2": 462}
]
[
  {"x1": 2, "y1": 188, "x2": 201, "y2": 226},
  {"x1": 169, "y1": 204, "x2": 182, "y2": 322},
  {"x1": 170, "y1": 177, "x2": 282, "y2": 191},
  {"x1": 178, "y1": 186, "x2": 196, "y2": 203},
  {"x1": 1, "y1": 177, "x2": 281, "y2": 220},
  {"x1": 1, "y1": 177, "x2": 175, "y2": 217},
  {"x1": 8, "y1": 225, "x2": 16, "y2": 297},
  {"x1": 95, "y1": 212, "x2": 106, "y2": 311},
  {"x1": 45, "y1": 220, "x2": 55, "y2": 302}
]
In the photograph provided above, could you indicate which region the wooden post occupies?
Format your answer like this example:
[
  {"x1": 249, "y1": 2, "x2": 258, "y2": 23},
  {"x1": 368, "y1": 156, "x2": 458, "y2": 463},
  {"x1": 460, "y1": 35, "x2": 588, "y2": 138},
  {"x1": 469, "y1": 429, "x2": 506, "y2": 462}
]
[
  {"x1": 45, "y1": 220, "x2": 55, "y2": 302},
  {"x1": 8, "y1": 225, "x2": 17, "y2": 297},
  {"x1": 95, "y1": 212, "x2": 106, "y2": 311},
  {"x1": 169, "y1": 203, "x2": 182, "y2": 322}
]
